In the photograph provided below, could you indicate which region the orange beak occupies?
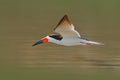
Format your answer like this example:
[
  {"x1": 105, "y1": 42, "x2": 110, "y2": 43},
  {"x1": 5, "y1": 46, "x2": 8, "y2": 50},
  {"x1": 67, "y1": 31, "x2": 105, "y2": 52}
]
[{"x1": 32, "y1": 37, "x2": 48, "y2": 46}]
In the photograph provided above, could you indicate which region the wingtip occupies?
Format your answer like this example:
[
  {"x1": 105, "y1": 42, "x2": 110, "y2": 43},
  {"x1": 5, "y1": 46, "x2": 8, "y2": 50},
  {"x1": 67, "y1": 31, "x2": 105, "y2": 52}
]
[
  {"x1": 63, "y1": 14, "x2": 68, "y2": 18},
  {"x1": 54, "y1": 14, "x2": 71, "y2": 30},
  {"x1": 63, "y1": 14, "x2": 70, "y2": 23}
]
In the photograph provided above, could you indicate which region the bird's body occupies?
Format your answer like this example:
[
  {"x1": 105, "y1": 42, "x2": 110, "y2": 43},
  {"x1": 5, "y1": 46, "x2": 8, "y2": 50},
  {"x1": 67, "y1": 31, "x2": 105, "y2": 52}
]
[
  {"x1": 47, "y1": 35, "x2": 101, "y2": 46},
  {"x1": 32, "y1": 15, "x2": 103, "y2": 46},
  {"x1": 47, "y1": 35, "x2": 80, "y2": 46}
]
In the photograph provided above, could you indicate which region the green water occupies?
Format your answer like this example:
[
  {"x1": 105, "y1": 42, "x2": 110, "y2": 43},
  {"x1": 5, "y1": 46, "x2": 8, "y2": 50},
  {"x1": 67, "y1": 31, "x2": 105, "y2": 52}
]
[{"x1": 0, "y1": 0, "x2": 120, "y2": 80}]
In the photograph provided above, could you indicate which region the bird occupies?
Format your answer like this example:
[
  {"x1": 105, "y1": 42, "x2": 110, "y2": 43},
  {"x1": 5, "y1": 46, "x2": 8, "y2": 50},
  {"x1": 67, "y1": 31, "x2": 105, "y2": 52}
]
[{"x1": 32, "y1": 14, "x2": 103, "y2": 46}]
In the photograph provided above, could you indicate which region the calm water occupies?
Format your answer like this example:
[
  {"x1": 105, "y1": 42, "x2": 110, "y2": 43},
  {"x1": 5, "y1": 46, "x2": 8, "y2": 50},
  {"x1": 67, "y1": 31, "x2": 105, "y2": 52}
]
[{"x1": 0, "y1": 0, "x2": 120, "y2": 80}]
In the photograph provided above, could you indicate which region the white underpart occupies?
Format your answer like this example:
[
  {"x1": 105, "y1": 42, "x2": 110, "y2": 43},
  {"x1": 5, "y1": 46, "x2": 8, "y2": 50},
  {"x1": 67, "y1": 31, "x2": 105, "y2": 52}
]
[
  {"x1": 47, "y1": 36, "x2": 103, "y2": 46},
  {"x1": 46, "y1": 36, "x2": 80, "y2": 46}
]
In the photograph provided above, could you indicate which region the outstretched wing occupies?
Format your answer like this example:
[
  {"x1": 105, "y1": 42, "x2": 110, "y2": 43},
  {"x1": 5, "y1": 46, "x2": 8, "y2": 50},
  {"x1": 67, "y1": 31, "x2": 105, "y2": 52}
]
[{"x1": 54, "y1": 15, "x2": 80, "y2": 38}]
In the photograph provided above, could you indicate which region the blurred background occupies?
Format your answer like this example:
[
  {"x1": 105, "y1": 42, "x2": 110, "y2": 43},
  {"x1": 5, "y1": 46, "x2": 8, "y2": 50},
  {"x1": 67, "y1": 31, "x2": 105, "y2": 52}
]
[{"x1": 0, "y1": 0, "x2": 120, "y2": 80}]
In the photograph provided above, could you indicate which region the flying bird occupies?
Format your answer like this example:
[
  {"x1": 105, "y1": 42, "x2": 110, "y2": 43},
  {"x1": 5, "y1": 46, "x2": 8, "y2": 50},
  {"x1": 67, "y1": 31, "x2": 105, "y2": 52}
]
[{"x1": 32, "y1": 15, "x2": 103, "y2": 46}]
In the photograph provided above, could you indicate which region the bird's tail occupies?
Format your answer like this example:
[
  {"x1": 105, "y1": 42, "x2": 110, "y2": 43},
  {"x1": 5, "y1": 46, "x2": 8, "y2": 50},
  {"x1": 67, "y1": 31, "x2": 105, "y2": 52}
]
[{"x1": 88, "y1": 41, "x2": 104, "y2": 45}]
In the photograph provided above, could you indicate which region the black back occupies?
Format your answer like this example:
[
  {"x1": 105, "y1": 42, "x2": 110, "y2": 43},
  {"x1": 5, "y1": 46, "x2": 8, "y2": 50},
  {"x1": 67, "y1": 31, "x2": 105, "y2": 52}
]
[{"x1": 49, "y1": 34, "x2": 63, "y2": 40}]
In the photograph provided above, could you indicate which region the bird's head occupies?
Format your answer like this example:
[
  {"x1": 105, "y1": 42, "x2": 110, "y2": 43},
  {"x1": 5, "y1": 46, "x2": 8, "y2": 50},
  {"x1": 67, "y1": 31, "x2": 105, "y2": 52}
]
[
  {"x1": 32, "y1": 36, "x2": 49, "y2": 47},
  {"x1": 32, "y1": 34, "x2": 63, "y2": 46}
]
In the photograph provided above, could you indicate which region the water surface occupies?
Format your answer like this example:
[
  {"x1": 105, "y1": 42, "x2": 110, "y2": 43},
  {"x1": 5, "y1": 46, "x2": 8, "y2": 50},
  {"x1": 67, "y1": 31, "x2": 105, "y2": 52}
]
[{"x1": 0, "y1": 0, "x2": 120, "y2": 80}]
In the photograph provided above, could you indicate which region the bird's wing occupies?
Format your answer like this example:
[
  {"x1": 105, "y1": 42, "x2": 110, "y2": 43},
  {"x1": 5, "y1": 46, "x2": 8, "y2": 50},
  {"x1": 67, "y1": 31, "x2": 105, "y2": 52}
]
[{"x1": 54, "y1": 15, "x2": 81, "y2": 38}]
